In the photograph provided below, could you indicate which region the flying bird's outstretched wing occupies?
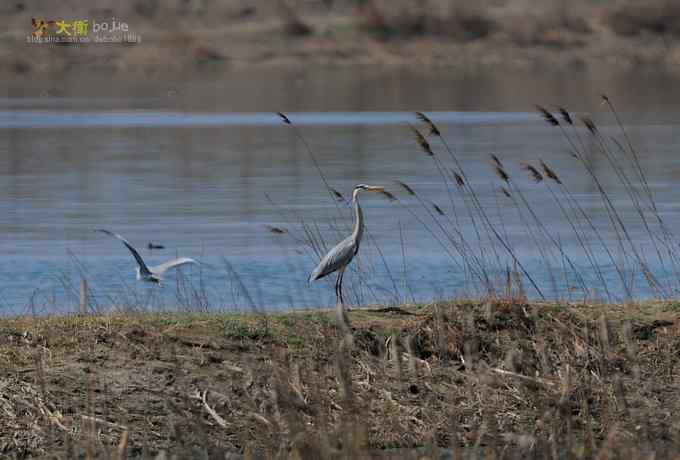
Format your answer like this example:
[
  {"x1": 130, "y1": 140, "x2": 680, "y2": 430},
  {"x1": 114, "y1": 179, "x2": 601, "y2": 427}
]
[
  {"x1": 309, "y1": 236, "x2": 357, "y2": 282},
  {"x1": 95, "y1": 229, "x2": 152, "y2": 276},
  {"x1": 149, "y1": 257, "x2": 198, "y2": 276}
]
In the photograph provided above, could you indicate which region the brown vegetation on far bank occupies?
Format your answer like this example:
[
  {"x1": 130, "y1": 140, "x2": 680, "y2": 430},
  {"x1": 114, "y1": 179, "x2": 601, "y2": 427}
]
[
  {"x1": 1, "y1": 301, "x2": 680, "y2": 458},
  {"x1": 1, "y1": 0, "x2": 680, "y2": 78}
]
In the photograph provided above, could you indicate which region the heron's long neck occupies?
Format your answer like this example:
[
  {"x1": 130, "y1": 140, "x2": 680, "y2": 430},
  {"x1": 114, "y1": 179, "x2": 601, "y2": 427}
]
[{"x1": 351, "y1": 193, "x2": 364, "y2": 244}]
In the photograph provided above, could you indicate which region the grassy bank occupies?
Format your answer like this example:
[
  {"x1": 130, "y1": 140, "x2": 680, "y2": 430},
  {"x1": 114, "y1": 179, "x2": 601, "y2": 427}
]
[{"x1": 1, "y1": 301, "x2": 680, "y2": 458}]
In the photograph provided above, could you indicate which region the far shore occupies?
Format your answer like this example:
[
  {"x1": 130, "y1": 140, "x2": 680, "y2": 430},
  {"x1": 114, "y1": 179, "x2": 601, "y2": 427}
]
[{"x1": 3, "y1": 0, "x2": 680, "y2": 79}]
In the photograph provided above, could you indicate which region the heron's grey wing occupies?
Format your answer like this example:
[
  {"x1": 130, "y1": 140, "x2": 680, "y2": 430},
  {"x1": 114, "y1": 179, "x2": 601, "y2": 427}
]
[
  {"x1": 95, "y1": 229, "x2": 151, "y2": 276},
  {"x1": 149, "y1": 257, "x2": 198, "y2": 276},
  {"x1": 309, "y1": 236, "x2": 357, "y2": 282}
]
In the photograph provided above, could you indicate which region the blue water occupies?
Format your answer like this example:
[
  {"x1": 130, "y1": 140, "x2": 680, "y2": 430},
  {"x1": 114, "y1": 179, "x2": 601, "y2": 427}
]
[
  {"x1": 0, "y1": 110, "x2": 537, "y2": 128},
  {"x1": 1, "y1": 92, "x2": 680, "y2": 315}
]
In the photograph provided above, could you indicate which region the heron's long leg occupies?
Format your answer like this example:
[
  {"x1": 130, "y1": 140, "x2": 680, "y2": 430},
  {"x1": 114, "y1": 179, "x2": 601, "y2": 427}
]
[
  {"x1": 338, "y1": 267, "x2": 346, "y2": 306},
  {"x1": 334, "y1": 270, "x2": 342, "y2": 306},
  {"x1": 335, "y1": 267, "x2": 350, "y2": 332}
]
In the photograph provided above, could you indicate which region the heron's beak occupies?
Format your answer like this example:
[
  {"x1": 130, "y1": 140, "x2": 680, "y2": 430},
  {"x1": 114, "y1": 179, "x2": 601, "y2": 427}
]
[{"x1": 366, "y1": 186, "x2": 385, "y2": 192}]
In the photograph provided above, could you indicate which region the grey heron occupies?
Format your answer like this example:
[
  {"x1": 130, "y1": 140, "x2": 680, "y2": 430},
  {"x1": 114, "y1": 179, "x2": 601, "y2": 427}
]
[
  {"x1": 309, "y1": 184, "x2": 384, "y2": 320},
  {"x1": 95, "y1": 229, "x2": 197, "y2": 286}
]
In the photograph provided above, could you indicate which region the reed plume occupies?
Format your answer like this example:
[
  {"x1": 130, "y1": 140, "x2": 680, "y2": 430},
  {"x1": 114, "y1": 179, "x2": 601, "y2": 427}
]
[
  {"x1": 493, "y1": 165, "x2": 509, "y2": 183},
  {"x1": 557, "y1": 107, "x2": 573, "y2": 125},
  {"x1": 432, "y1": 202, "x2": 445, "y2": 216},
  {"x1": 490, "y1": 153, "x2": 503, "y2": 169},
  {"x1": 453, "y1": 171, "x2": 465, "y2": 187},
  {"x1": 540, "y1": 160, "x2": 562, "y2": 185},
  {"x1": 521, "y1": 162, "x2": 543, "y2": 183},
  {"x1": 581, "y1": 116, "x2": 598, "y2": 134},
  {"x1": 415, "y1": 111, "x2": 441, "y2": 136},
  {"x1": 536, "y1": 106, "x2": 559, "y2": 127},
  {"x1": 396, "y1": 180, "x2": 416, "y2": 196},
  {"x1": 491, "y1": 155, "x2": 510, "y2": 183},
  {"x1": 330, "y1": 187, "x2": 345, "y2": 202},
  {"x1": 379, "y1": 190, "x2": 397, "y2": 201},
  {"x1": 411, "y1": 126, "x2": 434, "y2": 156}
]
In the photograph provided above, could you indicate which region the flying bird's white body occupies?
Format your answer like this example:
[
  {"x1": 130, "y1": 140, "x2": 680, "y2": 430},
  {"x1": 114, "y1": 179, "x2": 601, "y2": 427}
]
[{"x1": 135, "y1": 257, "x2": 198, "y2": 284}]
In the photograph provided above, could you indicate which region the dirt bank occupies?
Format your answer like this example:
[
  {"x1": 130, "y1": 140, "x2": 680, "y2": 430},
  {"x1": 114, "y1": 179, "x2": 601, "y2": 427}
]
[
  {"x1": 1, "y1": 301, "x2": 680, "y2": 458},
  {"x1": 2, "y1": 0, "x2": 680, "y2": 78}
]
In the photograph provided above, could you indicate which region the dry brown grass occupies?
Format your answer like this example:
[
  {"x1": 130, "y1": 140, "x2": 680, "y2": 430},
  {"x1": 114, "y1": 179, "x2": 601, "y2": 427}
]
[
  {"x1": 504, "y1": 8, "x2": 592, "y2": 49},
  {"x1": 358, "y1": 0, "x2": 498, "y2": 41},
  {"x1": 605, "y1": 1, "x2": 680, "y2": 39},
  {"x1": 1, "y1": 301, "x2": 680, "y2": 458},
  {"x1": 3, "y1": 0, "x2": 680, "y2": 76}
]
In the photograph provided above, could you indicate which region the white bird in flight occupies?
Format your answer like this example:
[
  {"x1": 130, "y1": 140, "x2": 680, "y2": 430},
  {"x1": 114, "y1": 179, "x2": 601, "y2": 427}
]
[{"x1": 95, "y1": 229, "x2": 198, "y2": 286}]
